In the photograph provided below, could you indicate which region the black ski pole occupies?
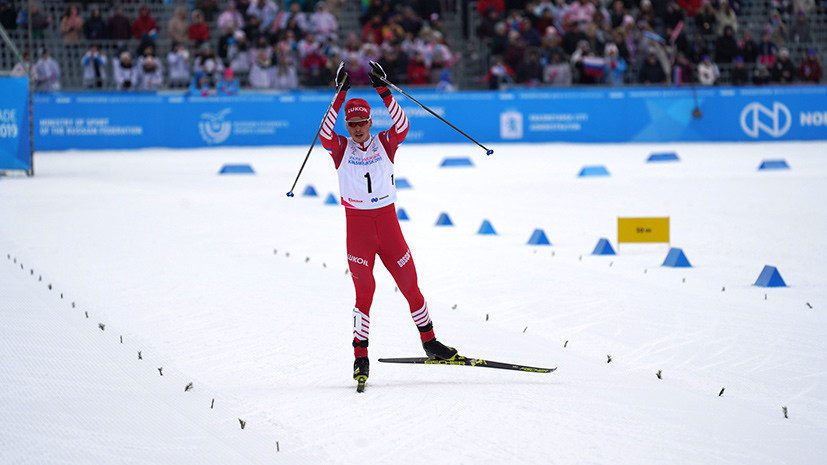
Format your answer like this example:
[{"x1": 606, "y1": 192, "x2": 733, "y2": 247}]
[
  {"x1": 372, "y1": 73, "x2": 494, "y2": 156},
  {"x1": 286, "y1": 63, "x2": 344, "y2": 198}
]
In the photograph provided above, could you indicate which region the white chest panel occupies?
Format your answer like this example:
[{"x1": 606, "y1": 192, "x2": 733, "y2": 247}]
[{"x1": 337, "y1": 136, "x2": 397, "y2": 209}]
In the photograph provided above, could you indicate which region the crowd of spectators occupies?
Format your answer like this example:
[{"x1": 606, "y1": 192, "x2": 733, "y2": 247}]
[
  {"x1": 475, "y1": 0, "x2": 822, "y2": 88},
  {"x1": 3, "y1": 0, "x2": 823, "y2": 91}
]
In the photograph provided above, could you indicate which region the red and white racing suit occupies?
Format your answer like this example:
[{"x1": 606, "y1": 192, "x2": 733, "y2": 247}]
[{"x1": 320, "y1": 85, "x2": 436, "y2": 358}]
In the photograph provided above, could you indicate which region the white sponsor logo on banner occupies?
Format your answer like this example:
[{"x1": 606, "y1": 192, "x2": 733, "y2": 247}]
[
  {"x1": 740, "y1": 102, "x2": 791, "y2": 138},
  {"x1": 500, "y1": 111, "x2": 523, "y2": 139},
  {"x1": 199, "y1": 108, "x2": 233, "y2": 144},
  {"x1": 0, "y1": 108, "x2": 19, "y2": 139}
]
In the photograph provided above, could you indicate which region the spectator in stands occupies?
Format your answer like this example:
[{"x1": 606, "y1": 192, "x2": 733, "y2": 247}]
[
  {"x1": 113, "y1": 51, "x2": 139, "y2": 89},
  {"x1": 731, "y1": 55, "x2": 749, "y2": 85},
  {"x1": 193, "y1": 43, "x2": 224, "y2": 87},
  {"x1": 195, "y1": 0, "x2": 221, "y2": 22},
  {"x1": 504, "y1": 29, "x2": 528, "y2": 73},
  {"x1": 767, "y1": 11, "x2": 788, "y2": 46},
  {"x1": 11, "y1": 49, "x2": 39, "y2": 81},
  {"x1": 407, "y1": 51, "x2": 430, "y2": 85},
  {"x1": 188, "y1": 71, "x2": 212, "y2": 96},
  {"x1": 484, "y1": 55, "x2": 514, "y2": 89},
  {"x1": 477, "y1": 0, "x2": 505, "y2": 17},
  {"x1": 108, "y1": 6, "x2": 131, "y2": 41},
  {"x1": 697, "y1": 54, "x2": 719, "y2": 84},
  {"x1": 543, "y1": 49, "x2": 572, "y2": 85},
  {"x1": 662, "y1": 1, "x2": 684, "y2": 31},
  {"x1": 798, "y1": 48, "x2": 822, "y2": 82},
  {"x1": 571, "y1": 41, "x2": 605, "y2": 84},
  {"x1": 273, "y1": 52, "x2": 299, "y2": 89},
  {"x1": 753, "y1": 63, "x2": 771, "y2": 85},
  {"x1": 0, "y1": 2, "x2": 16, "y2": 31},
  {"x1": 771, "y1": 47, "x2": 796, "y2": 82},
  {"x1": 189, "y1": 10, "x2": 210, "y2": 48},
  {"x1": 516, "y1": 47, "x2": 544, "y2": 85},
  {"x1": 789, "y1": 10, "x2": 811, "y2": 44},
  {"x1": 227, "y1": 30, "x2": 251, "y2": 74},
  {"x1": 673, "y1": 52, "x2": 695, "y2": 84},
  {"x1": 247, "y1": 0, "x2": 279, "y2": 24},
  {"x1": 609, "y1": 0, "x2": 627, "y2": 29},
  {"x1": 604, "y1": 42, "x2": 627, "y2": 85},
  {"x1": 249, "y1": 48, "x2": 273, "y2": 88},
  {"x1": 60, "y1": 5, "x2": 84, "y2": 44},
  {"x1": 362, "y1": 14, "x2": 384, "y2": 45},
  {"x1": 488, "y1": 21, "x2": 509, "y2": 56},
  {"x1": 400, "y1": 7, "x2": 424, "y2": 37},
  {"x1": 34, "y1": 49, "x2": 60, "y2": 90},
  {"x1": 757, "y1": 31, "x2": 778, "y2": 66},
  {"x1": 219, "y1": 1, "x2": 246, "y2": 31},
  {"x1": 714, "y1": 0, "x2": 738, "y2": 36},
  {"x1": 167, "y1": 7, "x2": 189, "y2": 44},
  {"x1": 81, "y1": 44, "x2": 106, "y2": 88},
  {"x1": 16, "y1": 2, "x2": 52, "y2": 40},
  {"x1": 715, "y1": 25, "x2": 739, "y2": 64},
  {"x1": 739, "y1": 29, "x2": 758, "y2": 63},
  {"x1": 636, "y1": 0, "x2": 657, "y2": 29},
  {"x1": 561, "y1": 17, "x2": 587, "y2": 56},
  {"x1": 300, "y1": 42, "x2": 328, "y2": 86},
  {"x1": 277, "y1": 2, "x2": 308, "y2": 37},
  {"x1": 84, "y1": 8, "x2": 107, "y2": 40},
  {"x1": 243, "y1": 15, "x2": 263, "y2": 44},
  {"x1": 132, "y1": 6, "x2": 158, "y2": 40},
  {"x1": 217, "y1": 68, "x2": 240, "y2": 94},
  {"x1": 687, "y1": 31, "x2": 709, "y2": 63},
  {"x1": 137, "y1": 54, "x2": 163, "y2": 90},
  {"x1": 694, "y1": 2, "x2": 717, "y2": 37},
  {"x1": 638, "y1": 52, "x2": 667, "y2": 84},
  {"x1": 167, "y1": 42, "x2": 191, "y2": 88}
]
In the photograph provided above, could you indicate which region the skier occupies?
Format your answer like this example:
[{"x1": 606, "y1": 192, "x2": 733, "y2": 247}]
[{"x1": 319, "y1": 61, "x2": 458, "y2": 387}]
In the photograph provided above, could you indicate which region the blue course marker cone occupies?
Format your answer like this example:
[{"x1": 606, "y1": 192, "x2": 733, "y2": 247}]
[
  {"x1": 754, "y1": 265, "x2": 787, "y2": 287},
  {"x1": 527, "y1": 228, "x2": 551, "y2": 245},
  {"x1": 395, "y1": 177, "x2": 412, "y2": 189},
  {"x1": 647, "y1": 152, "x2": 680, "y2": 162},
  {"x1": 592, "y1": 238, "x2": 616, "y2": 255},
  {"x1": 397, "y1": 208, "x2": 409, "y2": 221},
  {"x1": 477, "y1": 220, "x2": 497, "y2": 235},
  {"x1": 662, "y1": 247, "x2": 692, "y2": 267},
  {"x1": 435, "y1": 212, "x2": 453, "y2": 226},
  {"x1": 440, "y1": 157, "x2": 474, "y2": 167},
  {"x1": 219, "y1": 164, "x2": 255, "y2": 174},
  {"x1": 324, "y1": 193, "x2": 338, "y2": 205},
  {"x1": 303, "y1": 185, "x2": 318, "y2": 197},
  {"x1": 758, "y1": 159, "x2": 790, "y2": 170},
  {"x1": 578, "y1": 165, "x2": 610, "y2": 177}
]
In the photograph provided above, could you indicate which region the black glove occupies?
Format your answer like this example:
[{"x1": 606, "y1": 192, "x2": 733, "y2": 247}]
[
  {"x1": 369, "y1": 60, "x2": 386, "y2": 88},
  {"x1": 336, "y1": 65, "x2": 350, "y2": 92}
]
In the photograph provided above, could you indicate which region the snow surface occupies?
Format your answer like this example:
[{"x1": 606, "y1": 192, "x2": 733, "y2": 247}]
[{"x1": 1, "y1": 141, "x2": 826, "y2": 464}]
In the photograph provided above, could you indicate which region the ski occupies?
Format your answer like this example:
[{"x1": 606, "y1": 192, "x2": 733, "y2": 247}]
[{"x1": 378, "y1": 356, "x2": 556, "y2": 373}]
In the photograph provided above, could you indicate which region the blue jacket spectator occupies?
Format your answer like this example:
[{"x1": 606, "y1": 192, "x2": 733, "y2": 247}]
[
  {"x1": 217, "y1": 69, "x2": 240, "y2": 95},
  {"x1": 189, "y1": 72, "x2": 213, "y2": 97}
]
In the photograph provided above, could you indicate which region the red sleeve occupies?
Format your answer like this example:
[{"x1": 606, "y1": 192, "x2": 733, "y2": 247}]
[
  {"x1": 376, "y1": 86, "x2": 408, "y2": 163},
  {"x1": 320, "y1": 90, "x2": 348, "y2": 169}
]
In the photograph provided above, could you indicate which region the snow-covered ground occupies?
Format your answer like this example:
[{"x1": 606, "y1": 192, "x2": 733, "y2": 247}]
[{"x1": 1, "y1": 141, "x2": 825, "y2": 464}]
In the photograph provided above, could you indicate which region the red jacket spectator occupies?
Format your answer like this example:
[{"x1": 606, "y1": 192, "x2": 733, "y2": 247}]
[
  {"x1": 407, "y1": 54, "x2": 429, "y2": 85},
  {"x1": 677, "y1": 0, "x2": 702, "y2": 17},
  {"x1": 477, "y1": 0, "x2": 504, "y2": 16},
  {"x1": 131, "y1": 6, "x2": 157, "y2": 39},
  {"x1": 798, "y1": 50, "x2": 822, "y2": 83},
  {"x1": 361, "y1": 14, "x2": 383, "y2": 45},
  {"x1": 188, "y1": 10, "x2": 210, "y2": 44}
]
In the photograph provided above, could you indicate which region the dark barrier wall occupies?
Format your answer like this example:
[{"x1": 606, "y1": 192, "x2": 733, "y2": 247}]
[{"x1": 33, "y1": 86, "x2": 827, "y2": 151}]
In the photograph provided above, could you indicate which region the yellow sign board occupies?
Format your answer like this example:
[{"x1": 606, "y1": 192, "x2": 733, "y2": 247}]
[{"x1": 617, "y1": 217, "x2": 670, "y2": 244}]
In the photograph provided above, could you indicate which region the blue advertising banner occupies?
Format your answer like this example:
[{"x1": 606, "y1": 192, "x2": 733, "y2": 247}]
[
  {"x1": 33, "y1": 86, "x2": 827, "y2": 152},
  {"x1": 0, "y1": 77, "x2": 31, "y2": 171}
]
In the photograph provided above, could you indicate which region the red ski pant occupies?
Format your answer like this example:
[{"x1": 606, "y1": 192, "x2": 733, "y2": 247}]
[{"x1": 345, "y1": 204, "x2": 434, "y2": 356}]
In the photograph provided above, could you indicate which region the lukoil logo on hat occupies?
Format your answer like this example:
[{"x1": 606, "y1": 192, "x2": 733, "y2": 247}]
[{"x1": 345, "y1": 99, "x2": 371, "y2": 121}]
